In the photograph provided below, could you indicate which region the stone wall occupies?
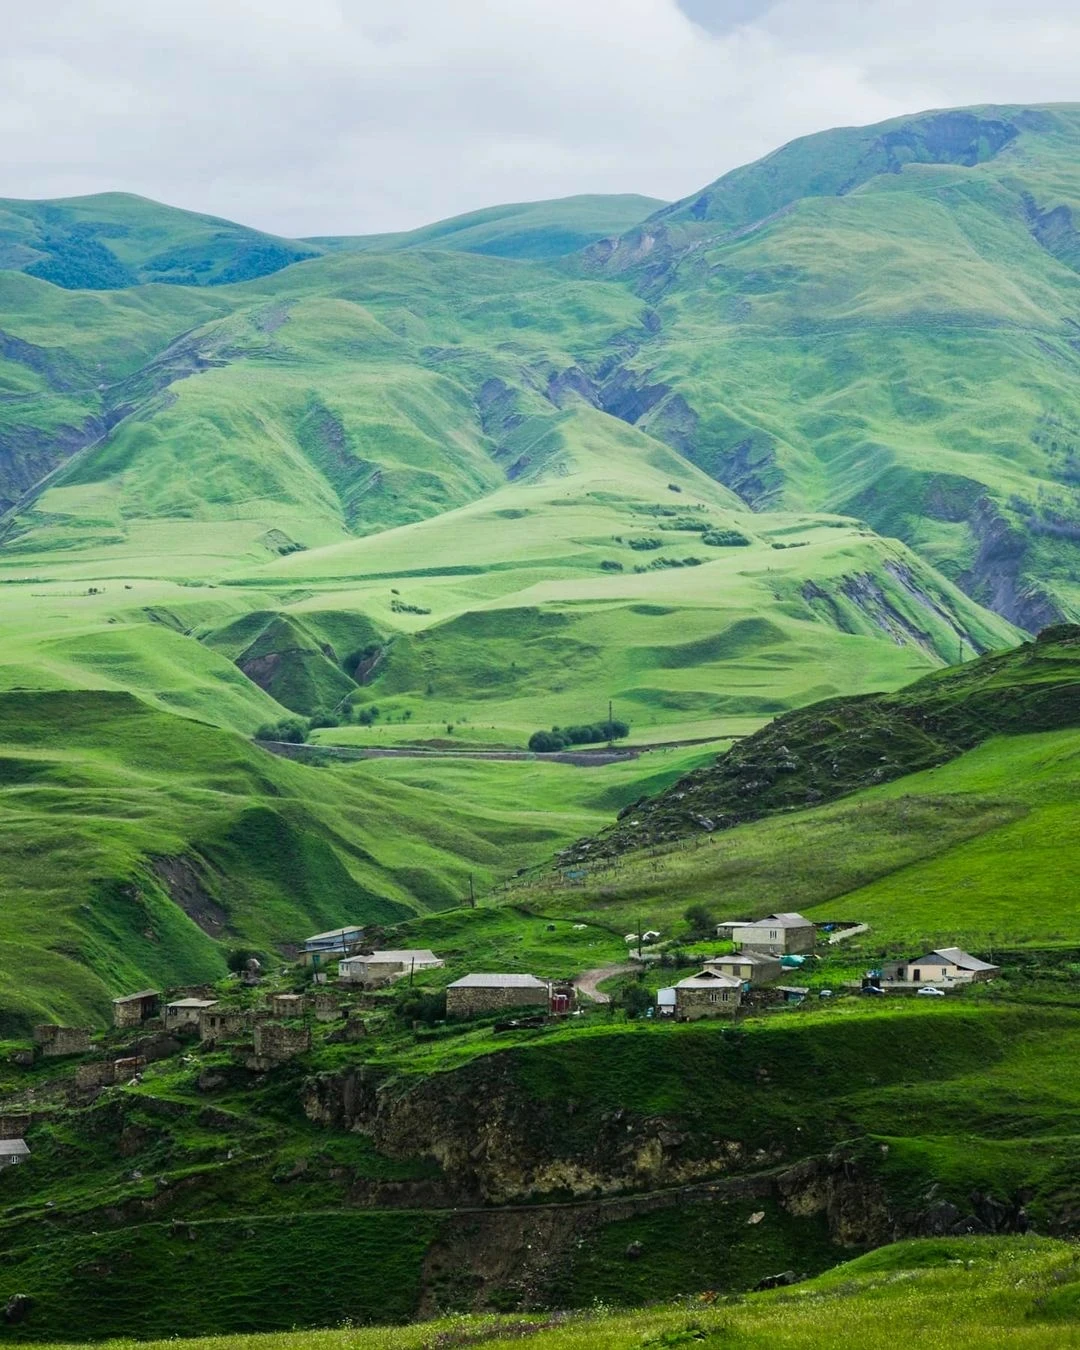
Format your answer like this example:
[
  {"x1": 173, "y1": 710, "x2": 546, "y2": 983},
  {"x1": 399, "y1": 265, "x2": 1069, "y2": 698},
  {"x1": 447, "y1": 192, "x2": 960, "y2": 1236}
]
[
  {"x1": 33, "y1": 1026, "x2": 92, "y2": 1057},
  {"x1": 199, "y1": 1009, "x2": 250, "y2": 1042},
  {"x1": 446, "y1": 985, "x2": 549, "y2": 1018},
  {"x1": 675, "y1": 987, "x2": 740, "y2": 1021},
  {"x1": 252, "y1": 1022, "x2": 311, "y2": 1064}
]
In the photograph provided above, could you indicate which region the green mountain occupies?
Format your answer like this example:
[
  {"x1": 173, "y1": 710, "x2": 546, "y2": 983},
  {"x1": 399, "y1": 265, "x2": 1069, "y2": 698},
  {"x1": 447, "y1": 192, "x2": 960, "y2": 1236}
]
[
  {"x1": 582, "y1": 103, "x2": 1080, "y2": 629},
  {"x1": 309, "y1": 193, "x2": 666, "y2": 260}
]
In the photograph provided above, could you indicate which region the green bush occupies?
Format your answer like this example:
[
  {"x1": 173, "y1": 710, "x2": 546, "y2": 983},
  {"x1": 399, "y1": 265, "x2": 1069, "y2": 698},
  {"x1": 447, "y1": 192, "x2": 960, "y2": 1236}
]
[{"x1": 529, "y1": 719, "x2": 630, "y2": 752}]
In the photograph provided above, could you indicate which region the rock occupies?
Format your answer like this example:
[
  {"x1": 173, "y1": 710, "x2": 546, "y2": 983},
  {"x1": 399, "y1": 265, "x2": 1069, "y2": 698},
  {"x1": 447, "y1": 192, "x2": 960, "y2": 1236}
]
[
  {"x1": 747, "y1": 1210, "x2": 765, "y2": 1225},
  {"x1": 753, "y1": 1271, "x2": 797, "y2": 1291},
  {"x1": 4, "y1": 1295, "x2": 33, "y2": 1324},
  {"x1": 625, "y1": 1241, "x2": 644, "y2": 1261}
]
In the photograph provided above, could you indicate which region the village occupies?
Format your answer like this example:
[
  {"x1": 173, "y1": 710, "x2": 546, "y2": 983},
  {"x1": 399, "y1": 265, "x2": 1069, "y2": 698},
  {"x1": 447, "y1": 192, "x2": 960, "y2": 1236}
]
[{"x1": 0, "y1": 911, "x2": 1001, "y2": 1173}]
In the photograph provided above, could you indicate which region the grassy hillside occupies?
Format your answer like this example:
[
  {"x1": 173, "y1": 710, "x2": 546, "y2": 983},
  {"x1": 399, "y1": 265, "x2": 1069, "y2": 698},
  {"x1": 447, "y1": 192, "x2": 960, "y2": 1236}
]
[
  {"x1": 310, "y1": 194, "x2": 664, "y2": 260},
  {"x1": 0, "y1": 689, "x2": 708, "y2": 1033},
  {"x1": 18, "y1": 1238, "x2": 1069, "y2": 1348},
  {"x1": 0, "y1": 194, "x2": 319, "y2": 288}
]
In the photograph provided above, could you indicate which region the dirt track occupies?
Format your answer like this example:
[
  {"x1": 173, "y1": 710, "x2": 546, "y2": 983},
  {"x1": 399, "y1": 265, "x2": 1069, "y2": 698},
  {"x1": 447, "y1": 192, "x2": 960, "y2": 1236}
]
[{"x1": 573, "y1": 961, "x2": 640, "y2": 1004}]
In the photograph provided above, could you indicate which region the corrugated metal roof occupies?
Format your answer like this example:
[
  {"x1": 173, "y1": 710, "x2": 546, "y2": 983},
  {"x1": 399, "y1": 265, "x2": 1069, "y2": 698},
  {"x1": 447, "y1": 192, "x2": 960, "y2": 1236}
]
[
  {"x1": 921, "y1": 947, "x2": 998, "y2": 972},
  {"x1": 0, "y1": 1139, "x2": 30, "y2": 1156},
  {"x1": 341, "y1": 950, "x2": 440, "y2": 966},
  {"x1": 112, "y1": 989, "x2": 159, "y2": 1004},
  {"x1": 166, "y1": 998, "x2": 218, "y2": 1009},
  {"x1": 676, "y1": 970, "x2": 742, "y2": 989},
  {"x1": 448, "y1": 973, "x2": 547, "y2": 988},
  {"x1": 305, "y1": 926, "x2": 364, "y2": 943}
]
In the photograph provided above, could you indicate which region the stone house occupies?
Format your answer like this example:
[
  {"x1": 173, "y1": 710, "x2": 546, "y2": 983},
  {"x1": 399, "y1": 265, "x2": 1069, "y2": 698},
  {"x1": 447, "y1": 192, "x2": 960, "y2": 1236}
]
[
  {"x1": 0, "y1": 1139, "x2": 30, "y2": 1169},
  {"x1": 300, "y1": 926, "x2": 365, "y2": 966},
  {"x1": 111, "y1": 990, "x2": 161, "y2": 1029},
  {"x1": 883, "y1": 947, "x2": 1000, "y2": 986},
  {"x1": 33, "y1": 1025, "x2": 92, "y2": 1058},
  {"x1": 199, "y1": 1007, "x2": 251, "y2": 1042},
  {"x1": 704, "y1": 951, "x2": 784, "y2": 986},
  {"x1": 446, "y1": 973, "x2": 550, "y2": 1018},
  {"x1": 674, "y1": 969, "x2": 743, "y2": 1020},
  {"x1": 729, "y1": 913, "x2": 816, "y2": 955},
  {"x1": 250, "y1": 1022, "x2": 311, "y2": 1067},
  {"x1": 338, "y1": 949, "x2": 443, "y2": 988},
  {"x1": 164, "y1": 998, "x2": 218, "y2": 1032},
  {"x1": 269, "y1": 993, "x2": 306, "y2": 1018}
]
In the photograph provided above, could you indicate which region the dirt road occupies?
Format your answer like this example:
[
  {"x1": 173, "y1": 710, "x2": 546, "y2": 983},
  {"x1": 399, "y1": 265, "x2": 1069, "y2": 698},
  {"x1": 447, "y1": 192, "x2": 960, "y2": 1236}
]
[{"x1": 574, "y1": 961, "x2": 640, "y2": 1004}]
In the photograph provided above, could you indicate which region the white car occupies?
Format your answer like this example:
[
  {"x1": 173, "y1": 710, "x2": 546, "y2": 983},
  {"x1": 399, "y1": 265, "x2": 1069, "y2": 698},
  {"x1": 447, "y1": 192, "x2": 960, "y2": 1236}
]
[{"x1": 917, "y1": 986, "x2": 946, "y2": 997}]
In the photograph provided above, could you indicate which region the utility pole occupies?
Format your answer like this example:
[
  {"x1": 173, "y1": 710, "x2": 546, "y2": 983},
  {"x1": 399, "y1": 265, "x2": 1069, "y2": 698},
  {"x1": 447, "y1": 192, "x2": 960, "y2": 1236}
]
[
  {"x1": 469, "y1": 874, "x2": 476, "y2": 908},
  {"x1": 958, "y1": 634, "x2": 965, "y2": 665},
  {"x1": 409, "y1": 957, "x2": 415, "y2": 987}
]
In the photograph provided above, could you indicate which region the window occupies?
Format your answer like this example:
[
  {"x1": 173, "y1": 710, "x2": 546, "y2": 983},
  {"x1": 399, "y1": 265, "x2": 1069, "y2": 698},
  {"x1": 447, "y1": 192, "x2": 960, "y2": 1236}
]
[
  {"x1": 708, "y1": 992, "x2": 720, "y2": 1003},
  {"x1": 770, "y1": 929, "x2": 778, "y2": 939}
]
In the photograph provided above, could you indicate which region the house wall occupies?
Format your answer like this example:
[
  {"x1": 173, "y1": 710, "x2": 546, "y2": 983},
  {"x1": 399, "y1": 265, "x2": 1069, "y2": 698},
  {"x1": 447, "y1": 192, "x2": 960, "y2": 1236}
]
[
  {"x1": 734, "y1": 923, "x2": 815, "y2": 955},
  {"x1": 164, "y1": 1006, "x2": 206, "y2": 1032},
  {"x1": 675, "y1": 987, "x2": 741, "y2": 1021},
  {"x1": 199, "y1": 1009, "x2": 250, "y2": 1041},
  {"x1": 270, "y1": 995, "x2": 307, "y2": 1017},
  {"x1": 708, "y1": 956, "x2": 783, "y2": 985},
  {"x1": 446, "y1": 985, "x2": 549, "y2": 1018},
  {"x1": 252, "y1": 1023, "x2": 311, "y2": 1062},
  {"x1": 112, "y1": 998, "x2": 158, "y2": 1029},
  {"x1": 33, "y1": 1026, "x2": 92, "y2": 1057}
]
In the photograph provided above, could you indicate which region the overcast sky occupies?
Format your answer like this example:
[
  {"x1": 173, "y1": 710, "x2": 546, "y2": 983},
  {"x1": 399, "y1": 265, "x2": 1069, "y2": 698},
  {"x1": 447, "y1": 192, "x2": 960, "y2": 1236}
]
[{"x1": 2, "y1": 1, "x2": 1078, "y2": 238}]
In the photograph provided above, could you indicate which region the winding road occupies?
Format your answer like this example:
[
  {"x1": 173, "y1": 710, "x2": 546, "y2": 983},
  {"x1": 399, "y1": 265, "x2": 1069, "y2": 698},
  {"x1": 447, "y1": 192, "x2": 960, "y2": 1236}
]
[{"x1": 573, "y1": 961, "x2": 641, "y2": 1004}]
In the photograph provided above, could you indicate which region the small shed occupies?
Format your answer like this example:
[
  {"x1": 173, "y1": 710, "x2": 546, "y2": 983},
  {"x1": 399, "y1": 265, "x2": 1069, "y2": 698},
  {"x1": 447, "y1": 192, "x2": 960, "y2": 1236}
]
[
  {"x1": 656, "y1": 988, "x2": 677, "y2": 1017},
  {"x1": 446, "y1": 973, "x2": 550, "y2": 1018},
  {"x1": 164, "y1": 998, "x2": 218, "y2": 1032},
  {"x1": 674, "y1": 969, "x2": 742, "y2": 1021},
  {"x1": 338, "y1": 949, "x2": 443, "y2": 988},
  {"x1": 112, "y1": 990, "x2": 161, "y2": 1029},
  {"x1": 0, "y1": 1139, "x2": 30, "y2": 1168}
]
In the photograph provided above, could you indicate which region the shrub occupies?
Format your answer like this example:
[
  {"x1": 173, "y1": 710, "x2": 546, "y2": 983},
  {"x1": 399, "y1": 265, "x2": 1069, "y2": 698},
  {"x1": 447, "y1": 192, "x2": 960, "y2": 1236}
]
[
  {"x1": 528, "y1": 719, "x2": 630, "y2": 752},
  {"x1": 701, "y1": 529, "x2": 751, "y2": 547},
  {"x1": 684, "y1": 904, "x2": 715, "y2": 939},
  {"x1": 621, "y1": 982, "x2": 654, "y2": 1020},
  {"x1": 254, "y1": 718, "x2": 308, "y2": 744}
]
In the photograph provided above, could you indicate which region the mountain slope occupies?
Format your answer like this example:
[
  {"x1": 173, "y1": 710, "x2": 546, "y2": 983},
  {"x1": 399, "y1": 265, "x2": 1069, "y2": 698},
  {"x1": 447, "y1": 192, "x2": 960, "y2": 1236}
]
[
  {"x1": 309, "y1": 193, "x2": 665, "y2": 260},
  {"x1": 580, "y1": 104, "x2": 1080, "y2": 627},
  {"x1": 558, "y1": 623, "x2": 1080, "y2": 860}
]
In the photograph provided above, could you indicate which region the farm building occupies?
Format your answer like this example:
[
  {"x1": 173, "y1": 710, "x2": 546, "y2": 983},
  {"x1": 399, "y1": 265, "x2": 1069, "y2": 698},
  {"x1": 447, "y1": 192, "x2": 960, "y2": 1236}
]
[
  {"x1": 338, "y1": 949, "x2": 443, "y2": 988},
  {"x1": 730, "y1": 912, "x2": 816, "y2": 955},
  {"x1": 164, "y1": 998, "x2": 218, "y2": 1032},
  {"x1": 446, "y1": 973, "x2": 550, "y2": 1018},
  {"x1": 300, "y1": 926, "x2": 365, "y2": 966},
  {"x1": 111, "y1": 990, "x2": 161, "y2": 1029},
  {"x1": 704, "y1": 951, "x2": 784, "y2": 986},
  {"x1": 199, "y1": 1006, "x2": 250, "y2": 1042},
  {"x1": 883, "y1": 948, "x2": 1000, "y2": 986},
  {"x1": 674, "y1": 969, "x2": 743, "y2": 1021},
  {"x1": 0, "y1": 1139, "x2": 30, "y2": 1168}
]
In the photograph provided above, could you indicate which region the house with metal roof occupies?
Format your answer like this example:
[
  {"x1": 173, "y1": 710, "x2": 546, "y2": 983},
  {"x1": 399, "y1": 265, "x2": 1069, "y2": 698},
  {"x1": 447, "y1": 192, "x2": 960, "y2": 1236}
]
[
  {"x1": 883, "y1": 948, "x2": 1000, "y2": 986},
  {"x1": 164, "y1": 998, "x2": 218, "y2": 1032},
  {"x1": 674, "y1": 968, "x2": 743, "y2": 1020},
  {"x1": 339, "y1": 949, "x2": 443, "y2": 988},
  {"x1": 446, "y1": 973, "x2": 550, "y2": 1018},
  {"x1": 0, "y1": 1139, "x2": 30, "y2": 1169},
  {"x1": 300, "y1": 926, "x2": 365, "y2": 965},
  {"x1": 111, "y1": 989, "x2": 161, "y2": 1029},
  {"x1": 704, "y1": 950, "x2": 784, "y2": 986},
  {"x1": 729, "y1": 912, "x2": 816, "y2": 955}
]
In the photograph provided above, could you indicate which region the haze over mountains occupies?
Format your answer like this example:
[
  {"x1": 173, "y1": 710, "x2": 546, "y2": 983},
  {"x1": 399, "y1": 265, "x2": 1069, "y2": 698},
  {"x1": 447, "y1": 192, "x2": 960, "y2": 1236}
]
[{"x1": 1, "y1": 101, "x2": 1079, "y2": 1021}]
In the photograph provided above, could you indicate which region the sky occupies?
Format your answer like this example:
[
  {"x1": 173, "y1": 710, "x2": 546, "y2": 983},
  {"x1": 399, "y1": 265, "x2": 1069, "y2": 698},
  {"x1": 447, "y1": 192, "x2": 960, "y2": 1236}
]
[{"x1": 1, "y1": 0, "x2": 1078, "y2": 238}]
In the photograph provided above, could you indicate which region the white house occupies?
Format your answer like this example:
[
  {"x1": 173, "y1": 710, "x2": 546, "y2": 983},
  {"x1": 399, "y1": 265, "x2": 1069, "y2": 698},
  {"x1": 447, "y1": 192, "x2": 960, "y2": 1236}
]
[
  {"x1": 884, "y1": 948, "x2": 1000, "y2": 986},
  {"x1": 0, "y1": 1139, "x2": 30, "y2": 1169},
  {"x1": 338, "y1": 949, "x2": 443, "y2": 988}
]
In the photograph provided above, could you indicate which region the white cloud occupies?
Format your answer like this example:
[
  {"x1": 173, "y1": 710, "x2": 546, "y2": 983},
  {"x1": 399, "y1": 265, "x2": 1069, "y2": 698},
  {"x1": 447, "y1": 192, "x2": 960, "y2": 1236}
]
[{"x1": 0, "y1": 1, "x2": 1077, "y2": 237}]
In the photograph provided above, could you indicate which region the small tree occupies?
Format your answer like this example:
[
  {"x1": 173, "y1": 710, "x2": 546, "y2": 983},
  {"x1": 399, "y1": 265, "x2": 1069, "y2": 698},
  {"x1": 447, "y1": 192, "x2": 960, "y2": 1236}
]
[
  {"x1": 684, "y1": 903, "x2": 715, "y2": 940},
  {"x1": 621, "y1": 982, "x2": 653, "y2": 1020}
]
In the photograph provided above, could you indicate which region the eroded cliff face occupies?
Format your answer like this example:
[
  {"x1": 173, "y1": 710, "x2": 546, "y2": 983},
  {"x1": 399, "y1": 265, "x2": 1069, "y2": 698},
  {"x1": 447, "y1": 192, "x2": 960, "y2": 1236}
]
[{"x1": 301, "y1": 1056, "x2": 796, "y2": 1205}]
